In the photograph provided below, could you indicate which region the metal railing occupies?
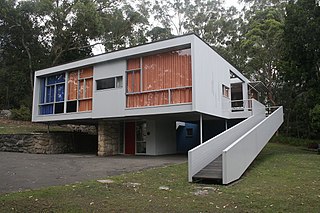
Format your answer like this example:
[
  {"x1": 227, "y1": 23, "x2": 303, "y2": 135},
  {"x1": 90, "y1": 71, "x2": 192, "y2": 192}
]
[{"x1": 231, "y1": 99, "x2": 253, "y2": 111}]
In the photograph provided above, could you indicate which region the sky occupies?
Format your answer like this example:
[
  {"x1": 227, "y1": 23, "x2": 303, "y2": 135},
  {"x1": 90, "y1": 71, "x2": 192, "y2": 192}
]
[
  {"x1": 92, "y1": 0, "x2": 243, "y2": 55},
  {"x1": 224, "y1": 0, "x2": 242, "y2": 9}
]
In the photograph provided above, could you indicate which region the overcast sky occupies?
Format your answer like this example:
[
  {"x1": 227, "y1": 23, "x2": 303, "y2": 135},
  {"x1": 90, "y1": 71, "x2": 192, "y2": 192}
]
[
  {"x1": 224, "y1": 0, "x2": 242, "y2": 9},
  {"x1": 92, "y1": 0, "x2": 243, "y2": 55}
]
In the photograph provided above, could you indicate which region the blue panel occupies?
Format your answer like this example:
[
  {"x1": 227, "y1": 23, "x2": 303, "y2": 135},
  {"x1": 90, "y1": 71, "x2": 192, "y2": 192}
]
[
  {"x1": 46, "y1": 86, "x2": 54, "y2": 103},
  {"x1": 176, "y1": 122, "x2": 200, "y2": 153},
  {"x1": 47, "y1": 76, "x2": 56, "y2": 85},
  {"x1": 56, "y1": 84, "x2": 65, "y2": 102},
  {"x1": 56, "y1": 73, "x2": 65, "y2": 83},
  {"x1": 40, "y1": 78, "x2": 45, "y2": 104},
  {"x1": 40, "y1": 104, "x2": 53, "y2": 115}
]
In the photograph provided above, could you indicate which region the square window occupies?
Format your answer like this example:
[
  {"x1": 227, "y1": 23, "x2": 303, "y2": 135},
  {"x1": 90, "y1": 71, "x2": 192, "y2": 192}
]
[
  {"x1": 54, "y1": 103, "x2": 64, "y2": 114},
  {"x1": 67, "y1": 101, "x2": 77, "y2": 113},
  {"x1": 222, "y1": 85, "x2": 230, "y2": 98},
  {"x1": 186, "y1": 128, "x2": 193, "y2": 137}
]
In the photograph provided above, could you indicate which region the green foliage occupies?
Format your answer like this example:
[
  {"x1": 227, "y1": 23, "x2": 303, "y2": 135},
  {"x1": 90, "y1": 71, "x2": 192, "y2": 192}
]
[
  {"x1": 270, "y1": 135, "x2": 320, "y2": 148},
  {"x1": 310, "y1": 104, "x2": 320, "y2": 134},
  {"x1": 279, "y1": 0, "x2": 320, "y2": 139},
  {"x1": 10, "y1": 105, "x2": 31, "y2": 121}
]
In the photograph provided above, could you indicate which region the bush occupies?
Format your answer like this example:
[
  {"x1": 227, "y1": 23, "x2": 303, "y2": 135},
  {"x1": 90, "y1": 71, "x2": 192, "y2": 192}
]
[
  {"x1": 310, "y1": 104, "x2": 320, "y2": 133},
  {"x1": 270, "y1": 135, "x2": 320, "y2": 148},
  {"x1": 10, "y1": 105, "x2": 31, "y2": 121}
]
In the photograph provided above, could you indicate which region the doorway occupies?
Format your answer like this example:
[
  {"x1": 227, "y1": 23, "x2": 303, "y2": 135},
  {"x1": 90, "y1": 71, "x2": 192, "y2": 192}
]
[{"x1": 125, "y1": 122, "x2": 135, "y2": 154}]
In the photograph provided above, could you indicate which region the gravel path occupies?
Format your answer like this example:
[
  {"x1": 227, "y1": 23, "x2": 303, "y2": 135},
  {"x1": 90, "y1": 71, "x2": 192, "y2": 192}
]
[{"x1": 0, "y1": 152, "x2": 186, "y2": 194}]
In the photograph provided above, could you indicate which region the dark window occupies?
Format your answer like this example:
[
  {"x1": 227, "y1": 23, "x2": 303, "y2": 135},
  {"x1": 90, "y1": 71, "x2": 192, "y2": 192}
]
[
  {"x1": 67, "y1": 101, "x2": 77, "y2": 113},
  {"x1": 186, "y1": 128, "x2": 193, "y2": 137},
  {"x1": 96, "y1": 76, "x2": 123, "y2": 90},
  {"x1": 54, "y1": 103, "x2": 64, "y2": 114}
]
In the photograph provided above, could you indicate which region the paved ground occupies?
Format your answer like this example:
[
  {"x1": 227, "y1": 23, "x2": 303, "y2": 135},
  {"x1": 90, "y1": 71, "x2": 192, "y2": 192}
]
[{"x1": 0, "y1": 152, "x2": 187, "y2": 194}]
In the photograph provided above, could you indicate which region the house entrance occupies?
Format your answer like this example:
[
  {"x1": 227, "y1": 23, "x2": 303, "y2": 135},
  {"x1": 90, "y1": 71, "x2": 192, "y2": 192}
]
[
  {"x1": 124, "y1": 121, "x2": 147, "y2": 155},
  {"x1": 125, "y1": 122, "x2": 135, "y2": 154},
  {"x1": 135, "y1": 121, "x2": 147, "y2": 154}
]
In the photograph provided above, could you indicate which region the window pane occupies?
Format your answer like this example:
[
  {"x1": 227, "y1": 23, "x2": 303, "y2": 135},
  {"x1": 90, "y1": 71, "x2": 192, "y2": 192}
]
[
  {"x1": 46, "y1": 86, "x2": 54, "y2": 103},
  {"x1": 55, "y1": 73, "x2": 65, "y2": 83},
  {"x1": 56, "y1": 84, "x2": 65, "y2": 102},
  {"x1": 116, "y1": 76, "x2": 123, "y2": 88},
  {"x1": 67, "y1": 101, "x2": 77, "y2": 113},
  {"x1": 40, "y1": 78, "x2": 45, "y2": 104},
  {"x1": 186, "y1": 128, "x2": 193, "y2": 137},
  {"x1": 54, "y1": 103, "x2": 64, "y2": 114},
  {"x1": 40, "y1": 104, "x2": 53, "y2": 115},
  {"x1": 47, "y1": 76, "x2": 56, "y2": 85},
  {"x1": 136, "y1": 142, "x2": 146, "y2": 154},
  {"x1": 96, "y1": 78, "x2": 115, "y2": 90}
]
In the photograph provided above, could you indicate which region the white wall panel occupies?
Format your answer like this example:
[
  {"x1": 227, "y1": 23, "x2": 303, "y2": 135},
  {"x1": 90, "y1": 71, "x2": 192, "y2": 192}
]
[
  {"x1": 92, "y1": 60, "x2": 126, "y2": 118},
  {"x1": 155, "y1": 119, "x2": 177, "y2": 155}
]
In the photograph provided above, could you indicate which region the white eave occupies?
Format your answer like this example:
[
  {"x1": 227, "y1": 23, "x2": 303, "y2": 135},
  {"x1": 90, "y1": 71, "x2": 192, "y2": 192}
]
[{"x1": 35, "y1": 34, "x2": 195, "y2": 77}]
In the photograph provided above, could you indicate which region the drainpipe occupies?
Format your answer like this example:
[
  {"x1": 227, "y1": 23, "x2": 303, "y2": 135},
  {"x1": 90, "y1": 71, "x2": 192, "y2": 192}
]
[{"x1": 200, "y1": 113, "x2": 203, "y2": 144}]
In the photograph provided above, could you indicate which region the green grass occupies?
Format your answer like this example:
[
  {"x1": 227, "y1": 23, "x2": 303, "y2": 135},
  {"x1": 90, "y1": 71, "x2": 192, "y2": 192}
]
[{"x1": 1, "y1": 143, "x2": 319, "y2": 212}]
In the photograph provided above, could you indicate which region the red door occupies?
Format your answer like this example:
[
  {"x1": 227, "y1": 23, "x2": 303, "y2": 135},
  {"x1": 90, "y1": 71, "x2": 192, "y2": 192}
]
[{"x1": 125, "y1": 122, "x2": 135, "y2": 154}]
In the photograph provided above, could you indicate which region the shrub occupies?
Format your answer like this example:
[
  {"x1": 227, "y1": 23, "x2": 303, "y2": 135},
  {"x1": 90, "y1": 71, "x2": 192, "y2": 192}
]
[
  {"x1": 10, "y1": 105, "x2": 31, "y2": 121},
  {"x1": 310, "y1": 104, "x2": 320, "y2": 133},
  {"x1": 270, "y1": 135, "x2": 320, "y2": 148}
]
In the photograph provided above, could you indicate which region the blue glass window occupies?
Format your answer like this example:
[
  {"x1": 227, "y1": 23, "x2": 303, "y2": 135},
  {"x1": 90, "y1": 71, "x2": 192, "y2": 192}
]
[
  {"x1": 40, "y1": 104, "x2": 53, "y2": 115},
  {"x1": 40, "y1": 79, "x2": 45, "y2": 104},
  {"x1": 46, "y1": 86, "x2": 55, "y2": 103},
  {"x1": 39, "y1": 73, "x2": 66, "y2": 115},
  {"x1": 56, "y1": 84, "x2": 65, "y2": 102}
]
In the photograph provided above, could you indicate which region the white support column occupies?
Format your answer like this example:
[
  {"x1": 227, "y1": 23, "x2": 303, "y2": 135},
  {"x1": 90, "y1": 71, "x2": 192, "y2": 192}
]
[{"x1": 200, "y1": 113, "x2": 203, "y2": 144}]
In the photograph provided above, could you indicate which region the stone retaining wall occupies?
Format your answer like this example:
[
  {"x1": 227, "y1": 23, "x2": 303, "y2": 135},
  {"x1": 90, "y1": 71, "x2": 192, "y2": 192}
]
[{"x1": 0, "y1": 132, "x2": 97, "y2": 154}]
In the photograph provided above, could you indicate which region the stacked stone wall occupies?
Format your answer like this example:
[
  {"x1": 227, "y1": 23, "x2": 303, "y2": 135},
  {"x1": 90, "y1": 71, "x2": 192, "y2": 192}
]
[
  {"x1": 0, "y1": 132, "x2": 97, "y2": 154},
  {"x1": 98, "y1": 121, "x2": 120, "y2": 156}
]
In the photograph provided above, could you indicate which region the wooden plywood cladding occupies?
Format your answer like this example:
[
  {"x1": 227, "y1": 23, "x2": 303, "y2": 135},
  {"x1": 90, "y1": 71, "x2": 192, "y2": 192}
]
[
  {"x1": 68, "y1": 71, "x2": 78, "y2": 100},
  {"x1": 142, "y1": 49, "x2": 192, "y2": 91},
  {"x1": 126, "y1": 49, "x2": 192, "y2": 108}
]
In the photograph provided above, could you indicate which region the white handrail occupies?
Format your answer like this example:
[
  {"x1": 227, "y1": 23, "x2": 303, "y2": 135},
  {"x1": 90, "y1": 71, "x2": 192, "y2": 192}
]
[
  {"x1": 222, "y1": 106, "x2": 283, "y2": 184},
  {"x1": 188, "y1": 99, "x2": 265, "y2": 182}
]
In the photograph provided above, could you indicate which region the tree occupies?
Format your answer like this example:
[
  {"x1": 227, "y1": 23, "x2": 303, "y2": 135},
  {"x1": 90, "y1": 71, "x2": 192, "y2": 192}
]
[
  {"x1": 0, "y1": 0, "x2": 151, "y2": 110},
  {"x1": 240, "y1": 6, "x2": 285, "y2": 105},
  {"x1": 0, "y1": 0, "x2": 48, "y2": 108},
  {"x1": 280, "y1": 0, "x2": 320, "y2": 138}
]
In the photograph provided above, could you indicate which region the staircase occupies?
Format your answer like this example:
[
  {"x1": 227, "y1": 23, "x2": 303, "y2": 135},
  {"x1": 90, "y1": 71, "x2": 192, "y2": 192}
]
[{"x1": 188, "y1": 100, "x2": 283, "y2": 184}]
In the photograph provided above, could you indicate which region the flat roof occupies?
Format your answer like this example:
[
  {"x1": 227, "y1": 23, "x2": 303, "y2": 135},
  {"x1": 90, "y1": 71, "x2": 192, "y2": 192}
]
[{"x1": 35, "y1": 34, "x2": 195, "y2": 77}]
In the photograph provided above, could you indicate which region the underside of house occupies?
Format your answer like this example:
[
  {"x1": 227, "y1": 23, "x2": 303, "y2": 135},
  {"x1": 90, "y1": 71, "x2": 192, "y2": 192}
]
[{"x1": 32, "y1": 34, "x2": 283, "y2": 184}]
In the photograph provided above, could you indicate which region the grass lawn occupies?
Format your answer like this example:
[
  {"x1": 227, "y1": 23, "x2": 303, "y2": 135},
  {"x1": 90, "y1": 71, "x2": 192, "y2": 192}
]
[{"x1": 0, "y1": 143, "x2": 319, "y2": 212}]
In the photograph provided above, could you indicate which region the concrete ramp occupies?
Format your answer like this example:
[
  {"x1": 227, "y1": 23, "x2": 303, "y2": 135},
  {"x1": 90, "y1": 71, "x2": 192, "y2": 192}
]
[{"x1": 188, "y1": 101, "x2": 283, "y2": 184}]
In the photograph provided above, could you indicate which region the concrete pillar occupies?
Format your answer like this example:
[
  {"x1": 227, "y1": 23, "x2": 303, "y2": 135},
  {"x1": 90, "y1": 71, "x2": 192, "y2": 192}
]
[{"x1": 97, "y1": 121, "x2": 120, "y2": 156}]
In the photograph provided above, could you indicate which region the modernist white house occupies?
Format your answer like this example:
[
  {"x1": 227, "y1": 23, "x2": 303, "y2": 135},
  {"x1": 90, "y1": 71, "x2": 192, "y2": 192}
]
[{"x1": 32, "y1": 34, "x2": 283, "y2": 184}]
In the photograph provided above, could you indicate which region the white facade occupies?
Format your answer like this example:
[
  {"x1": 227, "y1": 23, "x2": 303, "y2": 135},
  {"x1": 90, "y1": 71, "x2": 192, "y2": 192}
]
[
  {"x1": 32, "y1": 34, "x2": 250, "y2": 123},
  {"x1": 32, "y1": 34, "x2": 261, "y2": 160}
]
